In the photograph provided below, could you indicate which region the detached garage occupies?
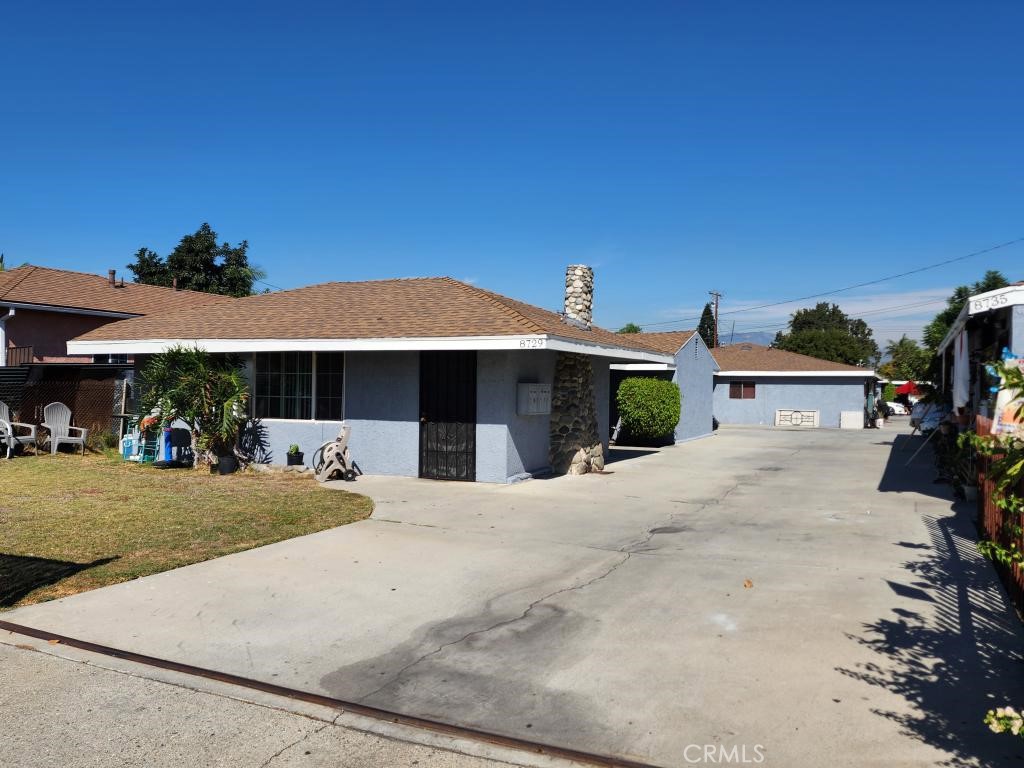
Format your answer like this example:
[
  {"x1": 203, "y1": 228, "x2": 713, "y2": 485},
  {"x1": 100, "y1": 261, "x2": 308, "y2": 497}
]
[{"x1": 712, "y1": 343, "x2": 875, "y2": 429}]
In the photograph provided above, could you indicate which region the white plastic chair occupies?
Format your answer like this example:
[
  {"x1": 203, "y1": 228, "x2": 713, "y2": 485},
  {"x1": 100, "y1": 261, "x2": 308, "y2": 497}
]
[
  {"x1": 0, "y1": 400, "x2": 38, "y2": 457},
  {"x1": 41, "y1": 402, "x2": 89, "y2": 456}
]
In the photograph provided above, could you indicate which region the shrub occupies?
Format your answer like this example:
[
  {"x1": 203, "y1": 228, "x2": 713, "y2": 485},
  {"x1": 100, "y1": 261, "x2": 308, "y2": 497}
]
[
  {"x1": 616, "y1": 377, "x2": 681, "y2": 439},
  {"x1": 883, "y1": 382, "x2": 896, "y2": 402}
]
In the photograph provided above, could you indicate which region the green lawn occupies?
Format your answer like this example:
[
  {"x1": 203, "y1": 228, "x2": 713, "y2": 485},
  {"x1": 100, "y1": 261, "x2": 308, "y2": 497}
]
[{"x1": 0, "y1": 452, "x2": 373, "y2": 608}]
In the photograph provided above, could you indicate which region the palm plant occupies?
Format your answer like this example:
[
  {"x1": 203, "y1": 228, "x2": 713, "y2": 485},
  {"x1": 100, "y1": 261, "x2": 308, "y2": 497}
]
[{"x1": 139, "y1": 345, "x2": 250, "y2": 468}]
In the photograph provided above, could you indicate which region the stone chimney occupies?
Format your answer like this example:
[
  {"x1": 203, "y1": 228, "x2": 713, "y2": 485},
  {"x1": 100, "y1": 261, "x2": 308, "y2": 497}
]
[
  {"x1": 108, "y1": 269, "x2": 116, "y2": 287},
  {"x1": 549, "y1": 264, "x2": 603, "y2": 476},
  {"x1": 563, "y1": 264, "x2": 594, "y2": 328}
]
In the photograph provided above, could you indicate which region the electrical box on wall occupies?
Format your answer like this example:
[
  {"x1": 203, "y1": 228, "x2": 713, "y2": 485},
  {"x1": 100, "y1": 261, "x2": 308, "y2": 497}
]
[{"x1": 517, "y1": 383, "x2": 551, "y2": 415}]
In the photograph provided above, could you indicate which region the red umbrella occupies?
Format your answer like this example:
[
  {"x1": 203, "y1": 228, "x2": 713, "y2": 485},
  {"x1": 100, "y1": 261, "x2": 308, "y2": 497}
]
[{"x1": 895, "y1": 381, "x2": 919, "y2": 395}]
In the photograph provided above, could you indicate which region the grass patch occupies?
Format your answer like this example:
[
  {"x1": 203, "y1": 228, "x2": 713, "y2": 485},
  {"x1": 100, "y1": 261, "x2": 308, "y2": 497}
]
[{"x1": 0, "y1": 452, "x2": 373, "y2": 608}]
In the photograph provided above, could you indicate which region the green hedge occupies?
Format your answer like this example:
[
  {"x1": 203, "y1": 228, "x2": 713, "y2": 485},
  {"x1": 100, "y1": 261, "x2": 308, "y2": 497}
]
[
  {"x1": 882, "y1": 382, "x2": 896, "y2": 402},
  {"x1": 616, "y1": 377, "x2": 681, "y2": 439}
]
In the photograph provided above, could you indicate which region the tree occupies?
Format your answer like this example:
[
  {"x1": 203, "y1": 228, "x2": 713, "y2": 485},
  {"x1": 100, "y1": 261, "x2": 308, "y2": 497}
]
[
  {"x1": 878, "y1": 335, "x2": 931, "y2": 381},
  {"x1": 697, "y1": 303, "x2": 716, "y2": 348},
  {"x1": 127, "y1": 223, "x2": 265, "y2": 297},
  {"x1": 617, "y1": 322, "x2": 642, "y2": 334},
  {"x1": 139, "y1": 345, "x2": 250, "y2": 468},
  {"x1": 923, "y1": 270, "x2": 1009, "y2": 351},
  {"x1": 773, "y1": 302, "x2": 879, "y2": 366}
]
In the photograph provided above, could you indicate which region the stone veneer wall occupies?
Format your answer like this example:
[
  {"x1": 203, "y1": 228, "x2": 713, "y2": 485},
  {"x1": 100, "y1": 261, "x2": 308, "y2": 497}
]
[{"x1": 549, "y1": 353, "x2": 604, "y2": 474}]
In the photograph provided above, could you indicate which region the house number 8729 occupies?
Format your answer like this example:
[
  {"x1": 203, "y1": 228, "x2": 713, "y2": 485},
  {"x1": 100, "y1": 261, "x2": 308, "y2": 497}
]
[{"x1": 519, "y1": 339, "x2": 545, "y2": 349}]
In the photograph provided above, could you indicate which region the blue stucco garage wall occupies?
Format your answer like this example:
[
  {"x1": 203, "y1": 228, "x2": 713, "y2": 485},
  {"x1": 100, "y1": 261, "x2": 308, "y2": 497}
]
[
  {"x1": 673, "y1": 335, "x2": 717, "y2": 442},
  {"x1": 713, "y1": 375, "x2": 868, "y2": 428}
]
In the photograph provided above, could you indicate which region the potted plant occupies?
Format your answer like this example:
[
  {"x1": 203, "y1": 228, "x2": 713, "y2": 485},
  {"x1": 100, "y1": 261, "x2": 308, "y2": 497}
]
[{"x1": 286, "y1": 443, "x2": 304, "y2": 466}]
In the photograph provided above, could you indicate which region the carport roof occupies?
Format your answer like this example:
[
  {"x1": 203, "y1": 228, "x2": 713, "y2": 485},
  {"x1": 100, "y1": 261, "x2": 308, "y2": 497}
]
[
  {"x1": 712, "y1": 343, "x2": 875, "y2": 377},
  {"x1": 67, "y1": 277, "x2": 672, "y2": 362},
  {"x1": 620, "y1": 330, "x2": 697, "y2": 355}
]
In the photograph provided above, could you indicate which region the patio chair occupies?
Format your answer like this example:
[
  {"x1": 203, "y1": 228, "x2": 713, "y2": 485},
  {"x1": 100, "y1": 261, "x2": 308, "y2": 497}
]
[
  {"x1": 41, "y1": 402, "x2": 89, "y2": 456},
  {"x1": 0, "y1": 400, "x2": 38, "y2": 456}
]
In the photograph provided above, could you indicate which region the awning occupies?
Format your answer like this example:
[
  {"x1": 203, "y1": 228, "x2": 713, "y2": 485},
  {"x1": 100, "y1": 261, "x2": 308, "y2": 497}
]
[{"x1": 895, "y1": 381, "x2": 919, "y2": 395}]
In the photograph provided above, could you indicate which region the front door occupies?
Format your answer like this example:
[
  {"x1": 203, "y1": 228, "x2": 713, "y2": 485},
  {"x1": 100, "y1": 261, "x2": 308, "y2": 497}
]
[{"x1": 419, "y1": 351, "x2": 477, "y2": 481}]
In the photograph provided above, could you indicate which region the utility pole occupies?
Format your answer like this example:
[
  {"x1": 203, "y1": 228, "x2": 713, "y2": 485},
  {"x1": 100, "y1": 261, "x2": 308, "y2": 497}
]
[{"x1": 708, "y1": 290, "x2": 723, "y2": 348}]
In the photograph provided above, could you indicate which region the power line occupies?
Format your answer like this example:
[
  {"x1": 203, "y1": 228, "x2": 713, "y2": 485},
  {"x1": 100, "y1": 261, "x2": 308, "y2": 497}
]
[
  {"x1": 640, "y1": 236, "x2": 1024, "y2": 329},
  {"x1": 721, "y1": 297, "x2": 949, "y2": 336}
]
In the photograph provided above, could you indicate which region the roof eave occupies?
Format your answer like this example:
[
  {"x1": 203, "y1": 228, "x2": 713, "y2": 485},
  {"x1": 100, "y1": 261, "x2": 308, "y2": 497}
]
[
  {"x1": 714, "y1": 369, "x2": 875, "y2": 378},
  {"x1": 0, "y1": 300, "x2": 140, "y2": 319},
  {"x1": 66, "y1": 333, "x2": 675, "y2": 364}
]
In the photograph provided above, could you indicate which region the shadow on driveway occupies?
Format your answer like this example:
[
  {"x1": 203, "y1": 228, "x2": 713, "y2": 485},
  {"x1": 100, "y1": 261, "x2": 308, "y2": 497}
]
[
  {"x1": 842, "y1": 437, "x2": 1024, "y2": 767},
  {"x1": 877, "y1": 433, "x2": 952, "y2": 501}
]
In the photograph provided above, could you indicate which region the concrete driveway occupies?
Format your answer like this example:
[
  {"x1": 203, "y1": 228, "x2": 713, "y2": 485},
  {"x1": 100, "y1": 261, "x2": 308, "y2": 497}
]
[{"x1": 4, "y1": 424, "x2": 1023, "y2": 767}]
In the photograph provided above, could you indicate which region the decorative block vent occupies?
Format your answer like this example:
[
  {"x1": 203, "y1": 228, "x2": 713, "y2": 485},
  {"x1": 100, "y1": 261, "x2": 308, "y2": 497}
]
[{"x1": 775, "y1": 409, "x2": 820, "y2": 428}]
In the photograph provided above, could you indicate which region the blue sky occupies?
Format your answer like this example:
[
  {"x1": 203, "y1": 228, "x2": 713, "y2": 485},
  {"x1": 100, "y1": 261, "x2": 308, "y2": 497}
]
[{"x1": 2, "y1": 1, "x2": 1021, "y2": 345}]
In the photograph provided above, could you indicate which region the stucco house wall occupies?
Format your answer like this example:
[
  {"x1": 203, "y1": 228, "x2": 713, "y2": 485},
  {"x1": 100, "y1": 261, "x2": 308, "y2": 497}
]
[
  {"x1": 5, "y1": 308, "x2": 114, "y2": 363},
  {"x1": 673, "y1": 334, "x2": 717, "y2": 442},
  {"x1": 252, "y1": 349, "x2": 610, "y2": 483},
  {"x1": 713, "y1": 375, "x2": 868, "y2": 428},
  {"x1": 253, "y1": 351, "x2": 420, "y2": 477},
  {"x1": 477, "y1": 349, "x2": 558, "y2": 482}
]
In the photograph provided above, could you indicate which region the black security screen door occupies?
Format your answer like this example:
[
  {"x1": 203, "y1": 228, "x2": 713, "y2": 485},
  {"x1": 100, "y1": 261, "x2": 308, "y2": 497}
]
[{"x1": 419, "y1": 351, "x2": 477, "y2": 481}]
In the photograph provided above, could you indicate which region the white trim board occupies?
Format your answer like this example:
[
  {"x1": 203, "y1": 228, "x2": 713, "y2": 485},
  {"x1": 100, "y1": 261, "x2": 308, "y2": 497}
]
[
  {"x1": 610, "y1": 363, "x2": 674, "y2": 371},
  {"x1": 67, "y1": 334, "x2": 673, "y2": 364},
  {"x1": 715, "y1": 370, "x2": 875, "y2": 378}
]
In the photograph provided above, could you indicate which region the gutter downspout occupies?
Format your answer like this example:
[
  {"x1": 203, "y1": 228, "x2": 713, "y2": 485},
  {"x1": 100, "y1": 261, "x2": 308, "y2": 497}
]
[{"x1": 0, "y1": 306, "x2": 14, "y2": 367}]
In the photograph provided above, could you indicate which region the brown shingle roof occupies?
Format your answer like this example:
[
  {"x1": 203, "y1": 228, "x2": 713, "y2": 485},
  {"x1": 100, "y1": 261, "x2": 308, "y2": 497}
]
[
  {"x1": 620, "y1": 330, "x2": 697, "y2": 355},
  {"x1": 711, "y1": 343, "x2": 872, "y2": 373},
  {"x1": 0, "y1": 265, "x2": 231, "y2": 315},
  {"x1": 74, "y1": 277, "x2": 660, "y2": 354}
]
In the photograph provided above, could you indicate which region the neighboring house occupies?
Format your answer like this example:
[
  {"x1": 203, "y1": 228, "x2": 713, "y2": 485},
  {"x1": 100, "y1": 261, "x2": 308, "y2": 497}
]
[
  {"x1": 711, "y1": 343, "x2": 875, "y2": 429},
  {"x1": 67, "y1": 266, "x2": 670, "y2": 482},
  {"x1": 611, "y1": 330, "x2": 719, "y2": 442},
  {"x1": 937, "y1": 281, "x2": 1024, "y2": 417},
  {"x1": 0, "y1": 265, "x2": 230, "y2": 366}
]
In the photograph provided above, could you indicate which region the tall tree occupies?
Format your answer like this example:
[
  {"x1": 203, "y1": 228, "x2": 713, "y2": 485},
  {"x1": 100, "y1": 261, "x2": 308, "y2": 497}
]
[
  {"x1": 126, "y1": 223, "x2": 265, "y2": 297},
  {"x1": 617, "y1": 322, "x2": 642, "y2": 334},
  {"x1": 697, "y1": 303, "x2": 716, "y2": 348},
  {"x1": 773, "y1": 302, "x2": 879, "y2": 366},
  {"x1": 922, "y1": 270, "x2": 1009, "y2": 351},
  {"x1": 878, "y1": 335, "x2": 931, "y2": 381}
]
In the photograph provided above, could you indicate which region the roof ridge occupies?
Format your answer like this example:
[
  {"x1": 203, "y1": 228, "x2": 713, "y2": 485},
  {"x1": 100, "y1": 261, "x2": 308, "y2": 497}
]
[
  {"x1": 241, "y1": 276, "x2": 449, "y2": 300},
  {"x1": 628, "y1": 329, "x2": 696, "y2": 336},
  {"x1": 440, "y1": 278, "x2": 547, "y2": 335},
  {"x1": 0, "y1": 265, "x2": 38, "y2": 300}
]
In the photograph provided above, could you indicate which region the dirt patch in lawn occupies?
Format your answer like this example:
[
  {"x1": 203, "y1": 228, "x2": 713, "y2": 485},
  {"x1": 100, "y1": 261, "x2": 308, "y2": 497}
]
[{"x1": 0, "y1": 453, "x2": 373, "y2": 608}]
